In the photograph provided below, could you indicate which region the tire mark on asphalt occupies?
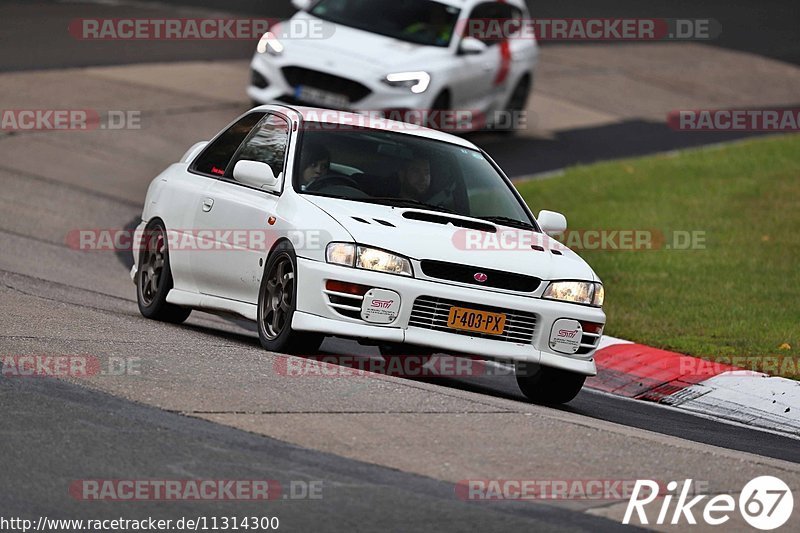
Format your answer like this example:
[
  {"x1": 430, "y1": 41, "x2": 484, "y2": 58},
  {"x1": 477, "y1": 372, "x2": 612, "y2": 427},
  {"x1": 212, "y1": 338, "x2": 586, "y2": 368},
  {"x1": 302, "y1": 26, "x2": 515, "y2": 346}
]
[{"x1": 0, "y1": 163, "x2": 141, "y2": 207}]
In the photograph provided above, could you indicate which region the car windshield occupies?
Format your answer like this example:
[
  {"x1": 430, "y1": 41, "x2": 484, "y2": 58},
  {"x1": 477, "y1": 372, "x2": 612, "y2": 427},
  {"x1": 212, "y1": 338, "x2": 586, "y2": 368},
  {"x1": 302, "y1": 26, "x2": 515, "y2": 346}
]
[
  {"x1": 309, "y1": 0, "x2": 460, "y2": 47},
  {"x1": 294, "y1": 124, "x2": 536, "y2": 229}
]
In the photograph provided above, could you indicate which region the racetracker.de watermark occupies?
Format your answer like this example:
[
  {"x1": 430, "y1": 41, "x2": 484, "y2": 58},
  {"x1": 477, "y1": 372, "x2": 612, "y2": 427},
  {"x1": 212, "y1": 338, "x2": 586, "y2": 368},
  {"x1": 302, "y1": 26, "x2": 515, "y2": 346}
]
[
  {"x1": 0, "y1": 110, "x2": 141, "y2": 131},
  {"x1": 68, "y1": 18, "x2": 330, "y2": 40},
  {"x1": 668, "y1": 108, "x2": 800, "y2": 131},
  {"x1": 458, "y1": 18, "x2": 720, "y2": 41},
  {"x1": 0, "y1": 355, "x2": 141, "y2": 378},
  {"x1": 451, "y1": 229, "x2": 707, "y2": 252},
  {"x1": 274, "y1": 355, "x2": 512, "y2": 379},
  {"x1": 67, "y1": 228, "x2": 328, "y2": 252},
  {"x1": 455, "y1": 479, "x2": 711, "y2": 501},
  {"x1": 68, "y1": 479, "x2": 322, "y2": 501},
  {"x1": 680, "y1": 356, "x2": 800, "y2": 378},
  {"x1": 300, "y1": 109, "x2": 526, "y2": 132}
]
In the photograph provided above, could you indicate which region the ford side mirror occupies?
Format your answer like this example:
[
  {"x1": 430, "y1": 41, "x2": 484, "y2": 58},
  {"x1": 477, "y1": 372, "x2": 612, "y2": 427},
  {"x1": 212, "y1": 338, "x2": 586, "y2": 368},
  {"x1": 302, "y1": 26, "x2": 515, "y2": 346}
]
[
  {"x1": 459, "y1": 37, "x2": 488, "y2": 55},
  {"x1": 233, "y1": 160, "x2": 279, "y2": 192},
  {"x1": 537, "y1": 210, "x2": 567, "y2": 236}
]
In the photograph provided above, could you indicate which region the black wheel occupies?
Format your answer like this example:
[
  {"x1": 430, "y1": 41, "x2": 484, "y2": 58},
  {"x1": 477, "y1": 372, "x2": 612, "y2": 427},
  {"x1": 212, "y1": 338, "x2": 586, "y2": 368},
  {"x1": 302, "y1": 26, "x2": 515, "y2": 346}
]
[
  {"x1": 495, "y1": 76, "x2": 530, "y2": 134},
  {"x1": 136, "y1": 220, "x2": 192, "y2": 324},
  {"x1": 257, "y1": 241, "x2": 323, "y2": 354},
  {"x1": 515, "y1": 362, "x2": 585, "y2": 404}
]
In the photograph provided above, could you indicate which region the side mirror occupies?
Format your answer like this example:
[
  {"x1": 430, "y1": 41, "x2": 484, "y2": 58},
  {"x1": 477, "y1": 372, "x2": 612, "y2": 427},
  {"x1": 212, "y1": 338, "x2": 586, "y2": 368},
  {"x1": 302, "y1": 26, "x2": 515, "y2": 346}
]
[
  {"x1": 233, "y1": 160, "x2": 279, "y2": 191},
  {"x1": 292, "y1": 0, "x2": 312, "y2": 10},
  {"x1": 537, "y1": 210, "x2": 567, "y2": 236},
  {"x1": 459, "y1": 37, "x2": 488, "y2": 55}
]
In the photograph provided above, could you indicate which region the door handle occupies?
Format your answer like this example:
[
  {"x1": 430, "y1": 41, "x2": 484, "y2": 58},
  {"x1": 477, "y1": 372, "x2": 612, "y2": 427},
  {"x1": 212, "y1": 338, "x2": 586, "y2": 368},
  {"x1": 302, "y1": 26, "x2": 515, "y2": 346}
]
[{"x1": 202, "y1": 198, "x2": 214, "y2": 212}]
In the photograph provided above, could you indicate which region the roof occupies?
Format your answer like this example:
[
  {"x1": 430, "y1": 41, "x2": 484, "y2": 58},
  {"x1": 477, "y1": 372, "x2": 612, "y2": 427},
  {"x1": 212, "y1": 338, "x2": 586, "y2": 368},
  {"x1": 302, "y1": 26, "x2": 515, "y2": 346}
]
[{"x1": 259, "y1": 104, "x2": 480, "y2": 150}]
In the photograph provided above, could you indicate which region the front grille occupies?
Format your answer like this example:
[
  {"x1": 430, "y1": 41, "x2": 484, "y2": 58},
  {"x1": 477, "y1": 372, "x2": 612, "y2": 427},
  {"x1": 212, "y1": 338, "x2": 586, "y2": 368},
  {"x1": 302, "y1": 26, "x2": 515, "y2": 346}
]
[
  {"x1": 281, "y1": 67, "x2": 372, "y2": 103},
  {"x1": 251, "y1": 69, "x2": 269, "y2": 89},
  {"x1": 408, "y1": 296, "x2": 537, "y2": 344},
  {"x1": 420, "y1": 260, "x2": 541, "y2": 292}
]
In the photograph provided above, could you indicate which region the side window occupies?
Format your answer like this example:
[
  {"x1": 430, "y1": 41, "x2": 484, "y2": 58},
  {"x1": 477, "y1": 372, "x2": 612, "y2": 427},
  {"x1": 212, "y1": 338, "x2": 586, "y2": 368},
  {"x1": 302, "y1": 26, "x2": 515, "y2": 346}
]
[
  {"x1": 191, "y1": 112, "x2": 265, "y2": 176},
  {"x1": 466, "y1": 2, "x2": 522, "y2": 45},
  {"x1": 228, "y1": 114, "x2": 291, "y2": 183}
]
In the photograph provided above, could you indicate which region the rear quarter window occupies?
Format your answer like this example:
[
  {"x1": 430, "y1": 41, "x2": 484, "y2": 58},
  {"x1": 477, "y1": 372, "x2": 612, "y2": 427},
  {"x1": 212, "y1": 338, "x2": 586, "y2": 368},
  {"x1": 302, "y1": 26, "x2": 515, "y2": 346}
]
[{"x1": 191, "y1": 112, "x2": 266, "y2": 176}]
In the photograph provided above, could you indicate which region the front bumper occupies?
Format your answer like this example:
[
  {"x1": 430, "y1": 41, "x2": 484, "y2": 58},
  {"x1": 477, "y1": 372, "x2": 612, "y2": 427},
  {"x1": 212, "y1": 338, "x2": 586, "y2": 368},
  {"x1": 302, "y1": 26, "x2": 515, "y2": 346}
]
[
  {"x1": 293, "y1": 257, "x2": 605, "y2": 376},
  {"x1": 247, "y1": 54, "x2": 437, "y2": 113}
]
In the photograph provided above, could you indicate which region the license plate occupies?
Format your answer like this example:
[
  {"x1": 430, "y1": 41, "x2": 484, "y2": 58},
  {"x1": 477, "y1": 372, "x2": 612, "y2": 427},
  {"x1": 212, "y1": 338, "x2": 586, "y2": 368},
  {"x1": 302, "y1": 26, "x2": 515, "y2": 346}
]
[
  {"x1": 447, "y1": 306, "x2": 506, "y2": 335},
  {"x1": 294, "y1": 85, "x2": 350, "y2": 109}
]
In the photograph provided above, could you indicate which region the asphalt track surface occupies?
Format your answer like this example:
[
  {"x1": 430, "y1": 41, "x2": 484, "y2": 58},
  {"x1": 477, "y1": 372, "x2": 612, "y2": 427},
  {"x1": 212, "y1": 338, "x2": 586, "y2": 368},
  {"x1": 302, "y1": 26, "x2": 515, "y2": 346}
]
[
  {"x1": 7, "y1": 0, "x2": 800, "y2": 71},
  {"x1": 2, "y1": 1, "x2": 800, "y2": 531},
  {"x1": 2, "y1": 0, "x2": 790, "y2": 177},
  {"x1": 1, "y1": 372, "x2": 640, "y2": 532}
]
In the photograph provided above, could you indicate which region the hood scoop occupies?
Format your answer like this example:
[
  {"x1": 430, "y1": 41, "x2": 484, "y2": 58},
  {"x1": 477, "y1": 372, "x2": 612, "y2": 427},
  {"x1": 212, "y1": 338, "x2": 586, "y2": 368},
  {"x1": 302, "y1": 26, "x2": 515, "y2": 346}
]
[{"x1": 402, "y1": 211, "x2": 496, "y2": 233}]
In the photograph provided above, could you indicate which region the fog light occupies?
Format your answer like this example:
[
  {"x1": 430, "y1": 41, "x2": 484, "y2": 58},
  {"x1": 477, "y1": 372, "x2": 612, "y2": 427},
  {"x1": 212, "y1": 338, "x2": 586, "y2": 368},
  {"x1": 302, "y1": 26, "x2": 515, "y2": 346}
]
[
  {"x1": 325, "y1": 280, "x2": 370, "y2": 296},
  {"x1": 580, "y1": 321, "x2": 604, "y2": 334}
]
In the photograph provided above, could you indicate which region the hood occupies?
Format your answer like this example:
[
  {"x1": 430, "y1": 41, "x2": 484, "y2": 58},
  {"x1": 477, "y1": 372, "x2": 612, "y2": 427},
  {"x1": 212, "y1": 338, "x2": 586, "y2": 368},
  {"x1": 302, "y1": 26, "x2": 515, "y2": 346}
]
[
  {"x1": 276, "y1": 13, "x2": 447, "y2": 73},
  {"x1": 303, "y1": 195, "x2": 597, "y2": 283}
]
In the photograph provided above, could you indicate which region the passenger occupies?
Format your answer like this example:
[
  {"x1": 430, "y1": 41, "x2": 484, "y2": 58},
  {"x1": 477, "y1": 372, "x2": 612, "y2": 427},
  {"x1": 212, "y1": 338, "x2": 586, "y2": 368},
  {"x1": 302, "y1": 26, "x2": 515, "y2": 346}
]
[{"x1": 299, "y1": 143, "x2": 331, "y2": 190}]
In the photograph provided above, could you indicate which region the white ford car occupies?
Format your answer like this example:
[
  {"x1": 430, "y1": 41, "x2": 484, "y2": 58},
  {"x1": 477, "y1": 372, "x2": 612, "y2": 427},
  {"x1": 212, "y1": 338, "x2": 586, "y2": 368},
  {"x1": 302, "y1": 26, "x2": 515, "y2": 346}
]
[
  {"x1": 248, "y1": 0, "x2": 537, "y2": 131},
  {"x1": 132, "y1": 104, "x2": 605, "y2": 404}
]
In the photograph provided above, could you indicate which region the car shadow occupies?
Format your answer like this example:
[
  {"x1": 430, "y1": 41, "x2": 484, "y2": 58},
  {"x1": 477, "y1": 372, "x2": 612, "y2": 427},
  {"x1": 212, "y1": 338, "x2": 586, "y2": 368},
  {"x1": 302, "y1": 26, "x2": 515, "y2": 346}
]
[{"x1": 181, "y1": 315, "x2": 585, "y2": 413}]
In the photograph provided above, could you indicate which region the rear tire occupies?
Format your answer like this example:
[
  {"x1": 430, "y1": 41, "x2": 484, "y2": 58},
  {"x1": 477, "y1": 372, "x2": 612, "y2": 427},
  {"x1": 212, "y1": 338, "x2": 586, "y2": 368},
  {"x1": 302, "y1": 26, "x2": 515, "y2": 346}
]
[
  {"x1": 515, "y1": 362, "x2": 585, "y2": 404},
  {"x1": 495, "y1": 75, "x2": 531, "y2": 134},
  {"x1": 136, "y1": 220, "x2": 192, "y2": 324},
  {"x1": 257, "y1": 241, "x2": 324, "y2": 354}
]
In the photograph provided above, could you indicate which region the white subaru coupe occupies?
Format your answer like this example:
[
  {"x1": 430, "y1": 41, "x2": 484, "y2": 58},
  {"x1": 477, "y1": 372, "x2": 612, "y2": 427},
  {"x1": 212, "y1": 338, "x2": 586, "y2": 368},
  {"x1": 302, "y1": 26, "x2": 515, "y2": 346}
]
[
  {"x1": 132, "y1": 104, "x2": 605, "y2": 404},
  {"x1": 247, "y1": 0, "x2": 537, "y2": 131}
]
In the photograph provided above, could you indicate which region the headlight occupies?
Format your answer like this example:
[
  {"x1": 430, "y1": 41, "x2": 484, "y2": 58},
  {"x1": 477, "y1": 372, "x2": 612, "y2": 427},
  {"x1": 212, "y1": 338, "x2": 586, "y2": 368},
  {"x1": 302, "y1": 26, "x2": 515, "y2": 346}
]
[
  {"x1": 543, "y1": 281, "x2": 604, "y2": 307},
  {"x1": 326, "y1": 242, "x2": 355, "y2": 266},
  {"x1": 592, "y1": 283, "x2": 605, "y2": 307},
  {"x1": 325, "y1": 243, "x2": 413, "y2": 276},
  {"x1": 257, "y1": 32, "x2": 284, "y2": 56},
  {"x1": 382, "y1": 71, "x2": 431, "y2": 94},
  {"x1": 357, "y1": 246, "x2": 413, "y2": 276}
]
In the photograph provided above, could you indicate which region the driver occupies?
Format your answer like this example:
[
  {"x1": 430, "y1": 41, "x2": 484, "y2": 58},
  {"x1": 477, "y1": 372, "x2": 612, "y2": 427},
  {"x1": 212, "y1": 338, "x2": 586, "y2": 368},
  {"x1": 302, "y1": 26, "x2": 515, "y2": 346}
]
[
  {"x1": 403, "y1": 9, "x2": 453, "y2": 46},
  {"x1": 299, "y1": 143, "x2": 330, "y2": 191},
  {"x1": 399, "y1": 154, "x2": 457, "y2": 210},
  {"x1": 399, "y1": 157, "x2": 432, "y2": 201}
]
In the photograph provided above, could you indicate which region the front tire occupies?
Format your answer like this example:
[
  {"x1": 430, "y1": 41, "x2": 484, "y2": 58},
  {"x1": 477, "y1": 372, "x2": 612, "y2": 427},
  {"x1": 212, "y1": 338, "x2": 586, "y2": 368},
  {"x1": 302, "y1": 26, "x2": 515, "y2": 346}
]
[
  {"x1": 515, "y1": 362, "x2": 585, "y2": 404},
  {"x1": 257, "y1": 241, "x2": 323, "y2": 354},
  {"x1": 136, "y1": 220, "x2": 192, "y2": 324}
]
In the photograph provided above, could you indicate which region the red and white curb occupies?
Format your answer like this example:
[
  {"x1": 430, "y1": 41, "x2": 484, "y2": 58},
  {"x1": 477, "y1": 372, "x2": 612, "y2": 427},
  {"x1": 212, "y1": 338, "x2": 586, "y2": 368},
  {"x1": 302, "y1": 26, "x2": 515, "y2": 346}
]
[{"x1": 588, "y1": 336, "x2": 800, "y2": 437}]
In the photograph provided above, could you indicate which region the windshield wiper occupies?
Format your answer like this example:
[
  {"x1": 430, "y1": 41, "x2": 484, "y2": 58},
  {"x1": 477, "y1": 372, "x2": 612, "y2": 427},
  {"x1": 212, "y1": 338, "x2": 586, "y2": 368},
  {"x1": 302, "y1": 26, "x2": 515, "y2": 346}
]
[
  {"x1": 479, "y1": 216, "x2": 536, "y2": 231},
  {"x1": 360, "y1": 197, "x2": 459, "y2": 214}
]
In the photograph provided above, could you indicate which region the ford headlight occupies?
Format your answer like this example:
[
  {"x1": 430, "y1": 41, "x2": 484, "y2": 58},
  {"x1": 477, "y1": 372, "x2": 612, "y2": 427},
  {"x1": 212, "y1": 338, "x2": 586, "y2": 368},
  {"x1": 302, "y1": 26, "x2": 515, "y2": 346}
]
[
  {"x1": 543, "y1": 281, "x2": 604, "y2": 307},
  {"x1": 326, "y1": 243, "x2": 413, "y2": 276},
  {"x1": 257, "y1": 32, "x2": 284, "y2": 56},
  {"x1": 382, "y1": 71, "x2": 431, "y2": 94}
]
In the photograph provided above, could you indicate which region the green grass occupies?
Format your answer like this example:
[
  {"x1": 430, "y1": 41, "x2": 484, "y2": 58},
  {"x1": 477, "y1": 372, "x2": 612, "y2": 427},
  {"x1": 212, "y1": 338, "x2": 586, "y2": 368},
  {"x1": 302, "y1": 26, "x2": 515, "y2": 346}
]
[{"x1": 516, "y1": 134, "x2": 800, "y2": 372}]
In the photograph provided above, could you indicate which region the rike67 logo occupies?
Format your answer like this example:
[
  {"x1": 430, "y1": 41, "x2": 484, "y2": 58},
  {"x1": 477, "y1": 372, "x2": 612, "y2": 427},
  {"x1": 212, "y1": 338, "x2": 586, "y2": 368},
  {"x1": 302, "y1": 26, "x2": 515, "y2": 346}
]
[{"x1": 624, "y1": 476, "x2": 794, "y2": 530}]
